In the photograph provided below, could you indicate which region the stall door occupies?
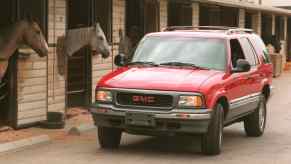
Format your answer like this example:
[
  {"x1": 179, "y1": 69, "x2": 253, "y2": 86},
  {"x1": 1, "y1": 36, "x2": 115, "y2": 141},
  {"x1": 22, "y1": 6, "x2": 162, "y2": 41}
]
[
  {"x1": 126, "y1": 0, "x2": 144, "y2": 35},
  {"x1": 18, "y1": 0, "x2": 48, "y2": 38},
  {"x1": 94, "y1": 0, "x2": 112, "y2": 42},
  {"x1": 261, "y1": 14, "x2": 273, "y2": 41},
  {"x1": 220, "y1": 7, "x2": 238, "y2": 27},
  {"x1": 126, "y1": 0, "x2": 160, "y2": 36},
  {"x1": 200, "y1": 5, "x2": 222, "y2": 26},
  {"x1": 0, "y1": 0, "x2": 18, "y2": 128},
  {"x1": 288, "y1": 18, "x2": 291, "y2": 61},
  {"x1": 16, "y1": 0, "x2": 48, "y2": 128},
  {"x1": 168, "y1": 2, "x2": 192, "y2": 26},
  {"x1": 67, "y1": 0, "x2": 92, "y2": 107},
  {"x1": 0, "y1": 56, "x2": 17, "y2": 127},
  {"x1": 144, "y1": 0, "x2": 160, "y2": 33},
  {"x1": 245, "y1": 12, "x2": 253, "y2": 29}
]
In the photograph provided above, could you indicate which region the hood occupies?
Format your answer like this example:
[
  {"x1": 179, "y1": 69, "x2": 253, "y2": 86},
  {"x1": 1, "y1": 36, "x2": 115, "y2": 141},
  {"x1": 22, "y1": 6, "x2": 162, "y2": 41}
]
[{"x1": 98, "y1": 66, "x2": 222, "y2": 92}]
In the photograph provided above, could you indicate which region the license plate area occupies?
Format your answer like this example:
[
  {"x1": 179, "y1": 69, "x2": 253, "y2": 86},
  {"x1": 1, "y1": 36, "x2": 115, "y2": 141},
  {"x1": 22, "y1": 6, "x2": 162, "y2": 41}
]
[{"x1": 125, "y1": 112, "x2": 155, "y2": 127}]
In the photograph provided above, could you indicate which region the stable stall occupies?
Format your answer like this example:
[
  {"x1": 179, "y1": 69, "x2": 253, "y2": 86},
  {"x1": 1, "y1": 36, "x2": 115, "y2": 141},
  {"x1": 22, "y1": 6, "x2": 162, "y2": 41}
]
[
  {"x1": 0, "y1": 0, "x2": 48, "y2": 128},
  {"x1": 168, "y1": 0, "x2": 193, "y2": 26},
  {"x1": 199, "y1": 4, "x2": 239, "y2": 27}
]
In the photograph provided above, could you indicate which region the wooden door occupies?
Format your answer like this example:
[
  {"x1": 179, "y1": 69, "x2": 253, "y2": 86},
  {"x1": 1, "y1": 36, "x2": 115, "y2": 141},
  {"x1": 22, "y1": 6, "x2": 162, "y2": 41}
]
[
  {"x1": 200, "y1": 5, "x2": 222, "y2": 26},
  {"x1": 0, "y1": 0, "x2": 48, "y2": 128},
  {"x1": 220, "y1": 7, "x2": 238, "y2": 27},
  {"x1": 168, "y1": 2, "x2": 193, "y2": 26},
  {"x1": 67, "y1": 0, "x2": 92, "y2": 107},
  {"x1": 288, "y1": 18, "x2": 291, "y2": 61},
  {"x1": 126, "y1": 0, "x2": 144, "y2": 35},
  {"x1": 18, "y1": 0, "x2": 48, "y2": 38},
  {"x1": 17, "y1": 0, "x2": 48, "y2": 128},
  {"x1": 0, "y1": 0, "x2": 18, "y2": 127},
  {"x1": 94, "y1": 0, "x2": 112, "y2": 42},
  {"x1": 144, "y1": 0, "x2": 160, "y2": 34},
  {"x1": 245, "y1": 12, "x2": 253, "y2": 29},
  {"x1": 126, "y1": 0, "x2": 160, "y2": 35},
  {"x1": 261, "y1": 15, "x2": 273, "y2": 39}
]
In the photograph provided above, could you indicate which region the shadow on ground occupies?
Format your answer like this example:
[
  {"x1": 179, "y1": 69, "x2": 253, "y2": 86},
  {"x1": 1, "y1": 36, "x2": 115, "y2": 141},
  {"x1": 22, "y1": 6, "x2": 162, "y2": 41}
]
[{"x1": 97, "y1": 124, "x2": 253, "y2": 157}]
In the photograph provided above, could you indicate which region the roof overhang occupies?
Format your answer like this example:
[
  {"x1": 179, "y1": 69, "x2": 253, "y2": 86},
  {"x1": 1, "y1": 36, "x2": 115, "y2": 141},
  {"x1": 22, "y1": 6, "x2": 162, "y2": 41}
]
[{"x1": 191, "y1": 0, "x2": 291, "y2": 16}]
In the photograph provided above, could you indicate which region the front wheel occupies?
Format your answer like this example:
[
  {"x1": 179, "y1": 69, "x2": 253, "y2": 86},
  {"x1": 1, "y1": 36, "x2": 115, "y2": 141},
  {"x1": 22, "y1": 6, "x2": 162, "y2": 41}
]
[
  {"x1": 244, "y1": 95, "x2": 267, "y2": 137},
  {"x1": 201, "y1": 103, "x2": 224, "y2": 155},
  {"x1": 98, "y1": 127, "x2": 122, "y2": 149}
]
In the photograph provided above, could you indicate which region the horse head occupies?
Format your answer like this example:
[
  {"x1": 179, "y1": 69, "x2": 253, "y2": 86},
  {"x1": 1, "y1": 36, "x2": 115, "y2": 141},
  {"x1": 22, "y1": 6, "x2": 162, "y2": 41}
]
[
  {"x1": 22, "y1": 16, "x2": 49, "y2": 57},
  {"x1": 90, "y1": 23, "x2": 111, "y2": 59}
]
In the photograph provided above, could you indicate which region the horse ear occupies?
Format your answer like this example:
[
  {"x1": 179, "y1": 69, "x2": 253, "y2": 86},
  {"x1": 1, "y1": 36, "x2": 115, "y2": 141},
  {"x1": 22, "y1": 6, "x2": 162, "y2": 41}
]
[
  {"x1": 95, "y1": 23, "x2": 101, "y2": 32},
  {"x1": 25, "y1": 13, "x2": 34, "y2": 23}
]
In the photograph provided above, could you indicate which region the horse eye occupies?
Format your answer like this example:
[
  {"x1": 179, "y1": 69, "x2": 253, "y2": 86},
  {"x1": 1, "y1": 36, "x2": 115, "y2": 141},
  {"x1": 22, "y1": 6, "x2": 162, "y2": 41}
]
[{"x1": 98, "y1": 36, "x2": 104, "y2": 41}]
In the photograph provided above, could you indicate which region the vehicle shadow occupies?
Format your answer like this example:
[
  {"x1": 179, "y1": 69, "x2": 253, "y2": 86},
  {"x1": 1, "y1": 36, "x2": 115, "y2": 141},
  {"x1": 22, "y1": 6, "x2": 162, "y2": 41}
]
[{"x1": 101, "y1": 124, "x2": 253, "y2": 157}]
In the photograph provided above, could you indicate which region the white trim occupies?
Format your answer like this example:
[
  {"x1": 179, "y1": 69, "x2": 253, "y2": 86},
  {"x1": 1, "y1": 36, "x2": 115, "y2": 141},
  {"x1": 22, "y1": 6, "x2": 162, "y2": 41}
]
[{"x1": 230, "y1": 92, "x2": 261, "y2": 109}]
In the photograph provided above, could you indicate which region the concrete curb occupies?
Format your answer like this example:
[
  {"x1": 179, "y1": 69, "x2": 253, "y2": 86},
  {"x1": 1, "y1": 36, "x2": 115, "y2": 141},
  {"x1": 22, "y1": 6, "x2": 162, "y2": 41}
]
[
  {"x1": 67, "y1": 124, "x2": 96, "y2": 136},
  {"x1": 0, "y1": 135, "x2": 51, "y2": 155}
]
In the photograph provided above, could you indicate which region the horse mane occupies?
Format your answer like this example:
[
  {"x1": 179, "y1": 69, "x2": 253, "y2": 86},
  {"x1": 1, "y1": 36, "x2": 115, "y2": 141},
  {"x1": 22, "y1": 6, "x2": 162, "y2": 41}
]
[
  {"x1": 64, "y1": 27, "x2": 94, "y2": 56},
  {"x1": 56, "y1": 36, "x2": 66, "y2": 76},
  {"x1": 0, "y1": 23, "x2": 20, "y2": 51},
  {"x1": 56, "y1": 26, "x2": 95, "y2": 76}
]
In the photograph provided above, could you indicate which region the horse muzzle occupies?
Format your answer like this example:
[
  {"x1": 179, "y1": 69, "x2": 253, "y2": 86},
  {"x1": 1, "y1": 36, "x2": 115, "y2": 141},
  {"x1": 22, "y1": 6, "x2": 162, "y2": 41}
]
[
  {"x1": 102, "y1": 48, "x2": 111, "y2": 58},
  {"x1": 36, "y1": 49, "x2": 48, "y2": 57},
  {"x1": 92, "y1": 50, "x2": 111, "y2": 59}
]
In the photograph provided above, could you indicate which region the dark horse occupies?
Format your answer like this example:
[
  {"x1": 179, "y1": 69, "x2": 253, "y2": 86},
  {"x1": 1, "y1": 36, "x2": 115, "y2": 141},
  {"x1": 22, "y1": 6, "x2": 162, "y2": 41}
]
[{"x1": 0, "y1": 17, "x2": 48, "y2": 82}]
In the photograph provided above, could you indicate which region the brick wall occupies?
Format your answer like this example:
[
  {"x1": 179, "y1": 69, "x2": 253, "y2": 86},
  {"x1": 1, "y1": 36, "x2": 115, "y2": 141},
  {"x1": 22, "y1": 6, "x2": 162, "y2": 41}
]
[
  {"x1": 159, "y1": 0, "x2": 168, "y2": 30},
  {"x1": 192, "y1": 2, "x2": 199, "y2": 26},
  {"x1": 47, "y1": 0, "x2": 66, "y2": 114},
  {"x1": 252, "y1": 11, "x2": 262, "y2": 35},
  {"x1": 239, "y1": 9, "x2": 246, "y2": 28}
]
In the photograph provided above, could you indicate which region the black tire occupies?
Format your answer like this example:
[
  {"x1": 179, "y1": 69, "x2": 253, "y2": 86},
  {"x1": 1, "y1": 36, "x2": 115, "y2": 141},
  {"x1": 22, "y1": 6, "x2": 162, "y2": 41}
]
[
  {"x1": 244, "y1": 95, "x2": 267, "y2": 137},
  {"x1": 98, "y1": 127, "x2": 122, "y2": 149},
  {"x1": 201, "y1": 103, "x2": 224, "y2": 155}
]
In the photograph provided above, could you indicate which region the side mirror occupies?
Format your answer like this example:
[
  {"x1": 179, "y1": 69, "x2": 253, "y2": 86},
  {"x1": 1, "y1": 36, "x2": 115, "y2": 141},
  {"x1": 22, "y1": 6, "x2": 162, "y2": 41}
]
[
  {"x1": 232, "y1": 59, "x2": 251, "y2": 73},
  {"x1": 114, "y1": 54, "x2": 126, "y2": 67}
]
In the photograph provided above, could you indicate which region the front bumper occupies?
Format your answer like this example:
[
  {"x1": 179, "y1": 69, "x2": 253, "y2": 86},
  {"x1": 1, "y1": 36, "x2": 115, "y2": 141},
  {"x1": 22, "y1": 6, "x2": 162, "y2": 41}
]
[{"x1": 90, "y1": 103, "x2": 212, "y2": 135}]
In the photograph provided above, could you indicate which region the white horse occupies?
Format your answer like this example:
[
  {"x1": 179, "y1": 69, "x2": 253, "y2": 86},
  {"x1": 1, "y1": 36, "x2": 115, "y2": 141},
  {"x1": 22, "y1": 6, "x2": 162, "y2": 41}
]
[{"x1": 57, "y1": 23, "x2": 111, "y2": 76}]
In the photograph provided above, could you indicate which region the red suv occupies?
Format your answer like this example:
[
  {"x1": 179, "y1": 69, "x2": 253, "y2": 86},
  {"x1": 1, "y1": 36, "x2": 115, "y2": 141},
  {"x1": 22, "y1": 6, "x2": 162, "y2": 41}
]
[{"x1": 90, "y1": 27, "x2": 273, "y2": 155}]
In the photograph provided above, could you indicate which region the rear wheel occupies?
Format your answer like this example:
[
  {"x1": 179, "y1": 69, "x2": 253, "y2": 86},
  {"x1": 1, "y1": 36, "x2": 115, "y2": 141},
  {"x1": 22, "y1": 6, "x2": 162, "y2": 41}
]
[
  {"x1": 98, "y1": 127, "x2": 122, "y2": 149},
  {"x1": 201, "y1": 103, "x2": 224, "y2": 155},
  {"x1": 244, "y1": 95, "x2": 267, "y2": 137}
]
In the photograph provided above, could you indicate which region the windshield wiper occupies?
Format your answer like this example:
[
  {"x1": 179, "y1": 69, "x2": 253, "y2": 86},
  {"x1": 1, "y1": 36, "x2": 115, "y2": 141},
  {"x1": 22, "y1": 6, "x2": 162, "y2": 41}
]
[
  {"x1": 159, "y1": 62, "x2": 209, "y2": 69},
  {"x1": 127, "y1": 61, "x2": 159, "y2": 66}
]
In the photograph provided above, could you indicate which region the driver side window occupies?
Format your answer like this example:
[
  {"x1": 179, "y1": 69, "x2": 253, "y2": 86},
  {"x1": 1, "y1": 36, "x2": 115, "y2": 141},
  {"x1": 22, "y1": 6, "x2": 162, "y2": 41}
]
[{"x1": 230, "y1": 39, "x2": 245, "y2": 68}]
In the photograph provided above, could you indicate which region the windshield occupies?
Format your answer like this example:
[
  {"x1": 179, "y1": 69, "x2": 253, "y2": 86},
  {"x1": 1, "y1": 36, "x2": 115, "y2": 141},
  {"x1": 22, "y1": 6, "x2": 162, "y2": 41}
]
[{"x1": 132, "y1": 36, "x2": 227, "y2": 70}]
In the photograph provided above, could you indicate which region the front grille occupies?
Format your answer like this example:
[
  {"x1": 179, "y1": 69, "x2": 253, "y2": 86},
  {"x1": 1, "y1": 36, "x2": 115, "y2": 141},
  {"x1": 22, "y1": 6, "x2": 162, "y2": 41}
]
[{"x1": 116, "y1": 92, "x2": 173, "y2": 108}]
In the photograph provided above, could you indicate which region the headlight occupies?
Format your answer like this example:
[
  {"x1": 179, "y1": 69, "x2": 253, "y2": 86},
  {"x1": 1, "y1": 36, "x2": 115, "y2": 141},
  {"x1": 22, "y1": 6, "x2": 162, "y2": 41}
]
[
  {"x1": 96, "y1": 90, "x2": 113, "y2": 102},
  {"x1": 178, "y1": 95, "x2": 204, "y2": 108}
]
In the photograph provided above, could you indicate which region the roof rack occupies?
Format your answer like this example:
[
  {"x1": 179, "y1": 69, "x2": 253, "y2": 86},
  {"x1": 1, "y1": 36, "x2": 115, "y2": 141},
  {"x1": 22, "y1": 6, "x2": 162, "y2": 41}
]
[
  {"x1": 226, "y1": 28, "x2": 254, "y2": 34},
  {"x1": 162, "y1": 26, "x2": 254, "y2": 35}
]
